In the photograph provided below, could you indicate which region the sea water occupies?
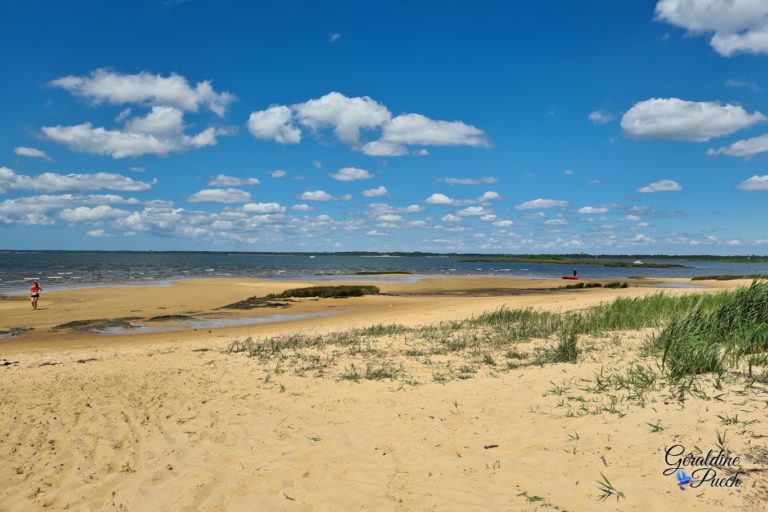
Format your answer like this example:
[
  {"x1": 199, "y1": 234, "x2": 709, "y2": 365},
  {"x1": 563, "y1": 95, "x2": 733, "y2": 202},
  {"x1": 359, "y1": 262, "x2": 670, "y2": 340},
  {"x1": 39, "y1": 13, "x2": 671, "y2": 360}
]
[{"x1": 0, "y1": 251, "x2": 765, "y2": 294}]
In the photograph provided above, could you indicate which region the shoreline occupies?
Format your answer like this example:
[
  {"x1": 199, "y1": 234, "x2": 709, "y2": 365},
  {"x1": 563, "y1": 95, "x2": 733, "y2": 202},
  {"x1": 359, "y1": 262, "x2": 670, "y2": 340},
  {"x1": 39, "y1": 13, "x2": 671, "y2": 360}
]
[
  {"x1": 0, "y1": 275, "x2": 748, "y2": 354},
  {"x1": 0, "y1": 269, "x2": 736, "y2": 298}
]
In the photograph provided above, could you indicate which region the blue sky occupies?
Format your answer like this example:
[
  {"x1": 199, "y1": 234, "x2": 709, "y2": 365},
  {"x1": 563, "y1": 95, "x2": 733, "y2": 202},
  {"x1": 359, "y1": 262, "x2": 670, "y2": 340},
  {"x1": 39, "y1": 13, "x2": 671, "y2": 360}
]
[{"x1": 1, "y1": 0, "x2": 767, "y2": 253}]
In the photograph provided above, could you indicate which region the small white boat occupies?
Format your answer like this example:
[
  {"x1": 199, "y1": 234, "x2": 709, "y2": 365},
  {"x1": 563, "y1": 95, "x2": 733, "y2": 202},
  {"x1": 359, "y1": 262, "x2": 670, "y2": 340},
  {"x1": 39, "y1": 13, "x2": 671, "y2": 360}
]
[{"x1": 633, "y1": 260, "x2": 643, "y2": 265}]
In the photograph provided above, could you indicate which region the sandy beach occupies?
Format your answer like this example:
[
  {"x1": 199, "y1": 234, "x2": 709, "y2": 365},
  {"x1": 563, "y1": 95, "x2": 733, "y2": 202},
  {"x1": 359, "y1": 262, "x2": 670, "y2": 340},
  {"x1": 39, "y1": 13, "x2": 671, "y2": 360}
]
[
  {"x1": 7, "y1": 0, "x2": 768, "y2": 509},
  {"x1": 1, "y1": 276, "x2": 766, "y2": 510}
]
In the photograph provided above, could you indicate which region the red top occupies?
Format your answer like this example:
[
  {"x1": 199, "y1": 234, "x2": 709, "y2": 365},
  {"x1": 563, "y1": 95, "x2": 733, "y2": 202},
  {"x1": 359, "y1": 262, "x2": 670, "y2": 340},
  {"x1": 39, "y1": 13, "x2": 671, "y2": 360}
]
[{"x1": 30, "y1": 284, "x2": 41, "y2": 292}]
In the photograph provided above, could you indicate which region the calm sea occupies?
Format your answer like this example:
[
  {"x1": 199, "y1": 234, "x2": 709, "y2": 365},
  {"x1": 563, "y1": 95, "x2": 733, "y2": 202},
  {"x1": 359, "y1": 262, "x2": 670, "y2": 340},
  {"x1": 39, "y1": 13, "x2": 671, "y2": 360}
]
[{"x1": 0, "y1": 251, "x2": 766, "y2": 294}]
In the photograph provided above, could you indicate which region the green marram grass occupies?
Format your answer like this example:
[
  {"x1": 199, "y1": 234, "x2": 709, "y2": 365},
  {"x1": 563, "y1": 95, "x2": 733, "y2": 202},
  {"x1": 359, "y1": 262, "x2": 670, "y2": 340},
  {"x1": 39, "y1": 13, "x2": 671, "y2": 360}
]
[
  {"x1": 227, "y1": 280, "x2": 768, "y2": 382},
  {"x1": 655, "y1": 280, "x2": 768, "y2": 380}
]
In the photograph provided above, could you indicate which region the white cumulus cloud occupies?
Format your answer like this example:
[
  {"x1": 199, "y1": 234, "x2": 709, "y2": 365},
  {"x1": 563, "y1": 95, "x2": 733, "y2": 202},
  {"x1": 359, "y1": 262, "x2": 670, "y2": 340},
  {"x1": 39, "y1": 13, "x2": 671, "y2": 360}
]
[
  {"x1": 86, "y1": 229, "x2": 114, "y2": 237},
  {"x1": 330, "y1": 167, "x2": 372, "y2": 181},
  {"x1": 377, "y1": 214, "x2": 403, "y2": 222},
  {"x1": 425, "y1": 193, "x2": 454, "y2": 205},
  {"x1": 247, "y1": 105, "x2": 301, "y2": 144},
  {"x1": 208, "y1": 174, "x2": 260, "y2": 187},
  {"x1": 588, "y1": 110, "x2": 615, "y2": 124},
  {"x1": 187, "y1": 188, "x2": 251, "y2": 203},
  {"x1": 439, "y1": 176, "x2": 497, "y2": 185},
  {"x1": 708, "y1": 133, "x2": 768, "y2": 158},
  {"x1": 241, "y1": 202, "x2": 285, "y2": 213},
  {"x1": 294, "y1": 92, "x2": 391, "y2": 145},
  {"x1": 478, "y1": 191, "x2": 500, "y2": 202},
  {"x1": 578, "y1": 206, "x2": 609, "y2": 214},
  {"x1": 43, "y1": 106, "x2": 220, "y2": 159},
  {"x1": 655, "y1": 0, "x2": 768, "y2": 56},
  {"x1": 621, "y1": 98, "x2": 765, "y2": 141},
  {"x1": 638, "y1": 179, "x2": 682, "y2": 192},
  {"x1": 300, "y1": 190, "x2": 334, "y2": 201},
  {"x1": 362, "y1": 186, "x2": 388, "y2": 197},
  {"x1": 14, "y1": 146, "x2": 52, "y2": 160},
  {"x1": 737, "y1": 175, "x2": 768, "y2": 190},
  {"x1": 457, "y1": 206, "x2": 488, "y2": 217},
  {"x1": 50, "y1": 69, "x2": 234, "y2": 115},
  {"x1": 360, "y1": 141, "x2": 408, "y2": 156},
  {"x1": 246, "y1": 92, "x2": 488, "y2": 155},
  {"x1": 515, "y1": 198, "x2": 568, "y2": 210},
  {"x1": 379, "y1": 113, "x2": 488, "y2": 147},
  {"x1": 60, "y1": 205, "x2": 129, "y2": 223},
  {"x1": 0, "y1": 167, "x2": 155, "y2": 193}
]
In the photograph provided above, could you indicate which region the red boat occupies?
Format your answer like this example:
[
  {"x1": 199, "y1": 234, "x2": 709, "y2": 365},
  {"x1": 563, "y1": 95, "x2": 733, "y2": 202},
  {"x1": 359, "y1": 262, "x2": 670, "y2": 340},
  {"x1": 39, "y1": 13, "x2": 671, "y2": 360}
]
[{"x1": 561, "y1": 275, "x2": 579, "y2": 280}]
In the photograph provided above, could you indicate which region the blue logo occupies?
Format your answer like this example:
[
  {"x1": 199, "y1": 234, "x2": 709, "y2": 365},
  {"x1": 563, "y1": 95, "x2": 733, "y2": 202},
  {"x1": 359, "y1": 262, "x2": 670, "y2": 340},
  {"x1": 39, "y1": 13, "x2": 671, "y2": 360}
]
[{"x1": 676, "y1": 469, "x2": 693, "y2": 490}]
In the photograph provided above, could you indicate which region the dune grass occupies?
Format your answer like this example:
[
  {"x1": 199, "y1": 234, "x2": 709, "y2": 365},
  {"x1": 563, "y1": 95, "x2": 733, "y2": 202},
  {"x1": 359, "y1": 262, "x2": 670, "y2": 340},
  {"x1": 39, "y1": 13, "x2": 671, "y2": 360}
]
[
  {"x1": 534, "y1": 329, "x2": 579, "y2": 364},
  {"x1": 655, "y1": 280, "x2": 768, "y2": 380},
  {"x1": 226, "y1": 281, "x2": 768, "y2": 385},
  {"x1": 463, "y1": 291, "x2": 713, "y2": 342}
]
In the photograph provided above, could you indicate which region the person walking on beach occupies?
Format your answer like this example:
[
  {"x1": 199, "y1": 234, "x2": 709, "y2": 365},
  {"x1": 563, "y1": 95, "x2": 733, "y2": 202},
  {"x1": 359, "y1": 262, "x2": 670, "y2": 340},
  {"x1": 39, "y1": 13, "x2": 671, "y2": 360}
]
[{"x1": 30, "y1": 281, "x2": 42, "y2": 310}]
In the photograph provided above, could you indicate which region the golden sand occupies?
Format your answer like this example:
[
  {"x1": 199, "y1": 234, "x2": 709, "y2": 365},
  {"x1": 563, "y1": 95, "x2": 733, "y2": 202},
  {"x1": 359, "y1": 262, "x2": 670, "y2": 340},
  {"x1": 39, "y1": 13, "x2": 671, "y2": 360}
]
[{"x1": 1, "y1": 277, "x2": 765, "y2": 510}]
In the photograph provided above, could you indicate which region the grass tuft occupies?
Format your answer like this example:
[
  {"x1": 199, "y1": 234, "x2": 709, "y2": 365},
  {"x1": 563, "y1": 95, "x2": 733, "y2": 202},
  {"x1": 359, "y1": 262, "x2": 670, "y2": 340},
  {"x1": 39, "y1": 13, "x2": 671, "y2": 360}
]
[
  {"x1": 655, "y1": 280, "x2": 768, "y2": 380},
  {"x1": 596, "y1": 473, "x2": 625, "y2": 501}
]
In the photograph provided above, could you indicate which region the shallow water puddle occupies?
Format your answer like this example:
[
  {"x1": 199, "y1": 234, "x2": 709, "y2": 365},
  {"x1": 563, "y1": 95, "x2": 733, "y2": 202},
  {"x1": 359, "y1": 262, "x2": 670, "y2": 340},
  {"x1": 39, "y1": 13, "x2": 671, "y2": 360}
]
[{"x1": 94, "y1": 312, "x2": 333, "y2": 335}]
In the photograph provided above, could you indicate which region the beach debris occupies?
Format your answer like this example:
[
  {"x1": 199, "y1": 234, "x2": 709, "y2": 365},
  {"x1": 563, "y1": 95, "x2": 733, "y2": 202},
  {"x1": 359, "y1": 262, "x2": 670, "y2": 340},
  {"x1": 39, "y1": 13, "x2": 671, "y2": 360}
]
[
  {"x1": 1, "y1": 358, "x2": 19, "y2": 367},
  {"x1": 484, "y1": 444, "x2": 499, "y2": 449}
]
